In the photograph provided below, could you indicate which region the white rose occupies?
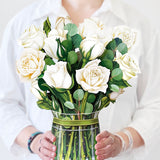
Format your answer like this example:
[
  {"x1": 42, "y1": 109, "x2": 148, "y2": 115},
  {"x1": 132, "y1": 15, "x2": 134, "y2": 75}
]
[
  {"x1": 44, "y1": 29, "x2": 68, "y2": 61},
  {"x1": 30, "y1": 80, "x2": 45, "y2": 100},
  {"x1": 109, "y1": 89, "x2": 124, "y2": 100},
  {"x1": 114, "y1": 51, "x2": 140, "y2": 81},
  {"x1": 80, "y1": 38, "x2": 105, "y2": 60},
  {"x1": 78, "y1": 17, "x2": 104, "y2": 39},
  {"x1": 76, "y1": 59, "x2": 110, "y2": 94},
  {"x1": 55, "y1": 16, "x2": 72, "y2": 30},
  {"x1": 43, "y1": 61, "x2": 72, "y2": 89},
  {"x1": 112, "y1": 26, "x2": 137, "y2": 49},
  {"x1": 16, "y1": 48, "x2": 45, "y2": 81},
  {"x1": 19, "y1": 25, "x2": 46, "y2": 50}
]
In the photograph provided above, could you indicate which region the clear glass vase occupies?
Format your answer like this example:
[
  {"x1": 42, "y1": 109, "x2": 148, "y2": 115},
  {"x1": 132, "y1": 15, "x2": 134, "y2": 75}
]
[{"x1": 52, "y1": 111, "x2": 100, "y2": 160}]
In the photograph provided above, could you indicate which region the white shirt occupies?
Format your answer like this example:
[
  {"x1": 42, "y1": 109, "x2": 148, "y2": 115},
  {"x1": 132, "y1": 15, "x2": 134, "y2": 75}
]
[{"x1": 0, "y1": 0, "x2": 160, "y2": 160}]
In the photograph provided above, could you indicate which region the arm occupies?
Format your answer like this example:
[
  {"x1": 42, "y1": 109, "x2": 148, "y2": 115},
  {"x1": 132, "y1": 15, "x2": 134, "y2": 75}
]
[
  {"x1": 15, "y1": 126, "x2": 56, "y2": 160},
  {"x1": 95, "y1": 127, "x2": 144, "y2": 160},
  {"x1": 95, "y1": 29, "x2": 160, "y2": 160}
]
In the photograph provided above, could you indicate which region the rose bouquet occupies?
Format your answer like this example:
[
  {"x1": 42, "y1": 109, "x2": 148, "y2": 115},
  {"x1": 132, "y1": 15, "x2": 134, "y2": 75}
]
[{"x1": 16, "y1": 16, "x2": 140, "y2": 160}]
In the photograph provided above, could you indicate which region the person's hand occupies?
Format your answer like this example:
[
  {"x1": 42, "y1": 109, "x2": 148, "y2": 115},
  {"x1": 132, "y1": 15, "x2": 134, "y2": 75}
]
[
  {"x1": 30, "y1": 131, "x2": 57, "y2": 160},
  {"x1": 95, "y1": 131, "x2": 122, "y2": 160}
]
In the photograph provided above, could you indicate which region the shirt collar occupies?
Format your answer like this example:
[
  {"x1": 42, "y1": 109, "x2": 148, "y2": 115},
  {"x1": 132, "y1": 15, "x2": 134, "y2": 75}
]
[{"x1": 33, "y1": 0, "x2": 127, "y2": 24}]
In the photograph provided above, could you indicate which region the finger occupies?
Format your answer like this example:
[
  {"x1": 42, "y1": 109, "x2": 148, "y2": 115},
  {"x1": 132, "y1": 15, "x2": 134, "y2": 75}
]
[
  {"x1": 95, "y1": 136, "x2": 114, "y2": 149},
  {"x1": 39, "y1": 152, "x2": 55, "y2": 160},
  {"x1": 44, "y1": 131, "x2": 56, "y2": 143},
  {"x1": 97, "y1": 149, "x2": 113, "y2": 160},
  {"x1": 96, "y1": 144, "x2": 112, "y2": 155},
  {"x1": 40, "y1": 146, "x2": 56, "y2": 158},
  {"x1": 41, "y1": 138, "x2": 57, "y2": 152},
  {"x1": 96, "y1": 131, "x2": 110, "y2": 142}
]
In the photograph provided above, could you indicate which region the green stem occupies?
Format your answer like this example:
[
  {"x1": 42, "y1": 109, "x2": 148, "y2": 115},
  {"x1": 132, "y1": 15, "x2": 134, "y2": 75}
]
[
  {"x1": 81, "y1": 58, "x2": 88, "y2": 68},
  {"x1": 73, "y1": 132, "x2": 77, "y2": 159},
  {"x1": 81, "y1": 92, "x2": 88, "y2": 114},
  {"x1": 84, "y1": 131, "x2": 92, "y2": 160},
  {"x1": 65, "y1": 116, "x2": 75, "y2": 160},
  {"x1": 59, "y1": 132, "x2": 64, "y2": 160},
  {"x1": 80, "y1": 126, "x2": 85, "y2": 160}
]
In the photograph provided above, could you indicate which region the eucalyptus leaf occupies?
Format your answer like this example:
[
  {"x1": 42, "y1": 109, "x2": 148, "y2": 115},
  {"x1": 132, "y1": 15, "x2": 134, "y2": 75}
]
[
  {"x1": 62, "y1": 40, "x2": 72, "y2": 51},
  {"x1": 114, "y1": 38, "x2": 123, "y2": 46},
  {"x1": 43, "y1": 17, "x2": 51, "y2": 37},
  {"x1": 117, "y1": 43, "x2": 128, "y2": 55},
  {"x1": 111, "y1": 68, "x2": 123, "y2": 81},
  {"x1": 100, "y1": 50, "x2": 114, "y2": 61},
  {"x1": 73, "y1": 89, "x2": 84, "y2": 101},
  {"x1": 64, "y1": 101, "x2": 75, "y2": 109},
  {"x1": 110, "y1": 84, "x2": 120, "y2": 92},
  {"x1": 85, "y1": 102, "x2": 93, "y2": 114},
  {"x1": 87, "y1": 94, "x2": 96, "y2": 103},
  {"x1": 106, "y1": 39, "x2": 116, "y2": 50},
  {"x1": 67, "y1": 51, "x2": 78, "y2": 65},
  {"x1": 64, "y1": 23, "x2": 78, "y2": 37},
  {"x1": 100, "y1": 59, "x2": 113, "y2": 70},
  {"x1": 72, "y1": 34, "x2": 82, "y2": 48},
  {"x1": 113, "y1": 61, "x2": 120, "y2": 69}
]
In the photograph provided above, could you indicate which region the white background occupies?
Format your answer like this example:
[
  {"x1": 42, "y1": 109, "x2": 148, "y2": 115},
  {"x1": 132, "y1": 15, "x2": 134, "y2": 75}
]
[{"x1": 0, "y1": 0, "x2": 160, "y2": 159}]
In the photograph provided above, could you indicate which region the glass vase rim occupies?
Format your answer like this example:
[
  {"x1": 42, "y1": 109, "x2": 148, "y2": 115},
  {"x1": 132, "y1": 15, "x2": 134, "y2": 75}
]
[{"x1": 52, "y1": 110, "x2": 100, "y2": 115}]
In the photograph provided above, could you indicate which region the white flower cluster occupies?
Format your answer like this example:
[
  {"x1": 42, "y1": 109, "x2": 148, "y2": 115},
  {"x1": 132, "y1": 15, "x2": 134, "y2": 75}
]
[{"x1": 16, "y1": 16, "x2": 140, "y2": 100}]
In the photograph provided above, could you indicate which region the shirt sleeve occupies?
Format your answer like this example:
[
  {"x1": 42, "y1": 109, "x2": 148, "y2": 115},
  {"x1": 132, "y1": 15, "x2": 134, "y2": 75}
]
[
  {"x1": 129, "y1": 29, "x2": 160, "y2": 152},
  {"x1": 0, "y1": 19, "x2": 33, "y2": 156}
]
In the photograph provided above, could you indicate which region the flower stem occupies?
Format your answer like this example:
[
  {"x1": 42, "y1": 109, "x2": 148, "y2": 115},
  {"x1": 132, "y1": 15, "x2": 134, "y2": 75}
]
[
  {"x1": 59, "y1": 132, "x2": 64, "y2": 160},
  {"x1": 80, "y1": 126, "x2": 85, "y2": 160},
  {"x1": 65, "y1": 116, "x2": 75, "y2": 160},
  {"x1": 84, "y1": 131, "x2": 92, "y2": 160},
  {"x1": 81, "y1": 92, "x2": 88, "y2": 114}
]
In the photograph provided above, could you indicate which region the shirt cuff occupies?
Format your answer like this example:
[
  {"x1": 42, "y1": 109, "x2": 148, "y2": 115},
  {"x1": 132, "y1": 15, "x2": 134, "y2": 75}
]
[{"x1": 1, "y1": 121, "x2": 33, "y2": 157}]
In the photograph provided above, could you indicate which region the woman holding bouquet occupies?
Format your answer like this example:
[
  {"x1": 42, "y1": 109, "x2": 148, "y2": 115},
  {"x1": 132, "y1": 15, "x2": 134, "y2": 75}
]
[{"x1": 0, "y1": 0, "x2": 160, "y2": 160}]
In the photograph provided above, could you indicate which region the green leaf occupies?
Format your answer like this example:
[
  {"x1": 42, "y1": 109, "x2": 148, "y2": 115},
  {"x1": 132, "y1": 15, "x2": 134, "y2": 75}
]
[
  {"x1": 98, "y1": 96, "x2": 110, "y2": 110},
  {"x1": 43, "y1": 17, "x2": 51, "y2": 37},
  {"x1": 100, "y1": 50, "x2": 114, "y2": 61},
  {"x1": 106, "y1": 39, "x2": 117, "y2": 50},
  {"x1": 113, "y1": 61, "x2": 119, "y2": 69},
  {"x1": 64, "y1": 101, "x2": 75, "y2": 109},
  {"x1": 109, "y1": 79, "x2": 131, "y2": 88},
  {"x1": 62, "y1": 40, "x2": 73, "y2": 51},
  {"x1": 73, "y1": 89, "x2": 84, "y2": 101},
  {"x1": 64, "y1": 23, "x2": 78, "y2": 37},
  {"x1": 87, "y1": 94, "x2": 96, "y2": 103},
  {"x1": 100, "y1": 59, "x2": 113, "y2": 70},
  {"x1": 123, "y1": 80, "x2": 132, "y2": 87},
  {"x1": 62, "y1": 117, "x2": 72, "y2": 129},
  {"x1": 85, "y1": 46, "x2": 94, "y2": 60},
  {"x1": 54, "y1": 88, "x2": 67, "y2": 93},
  {"x1": 51, "y1": 96, "x2": 60, "y2": 111},
  {"x1": 67, "y1": 51, "x2": 78, "y2": 65},
  {"x1": 111, "y1": 68, "x2": 123, "y2": 81},
  {"x1": 114, "y1": 38, "x2": 123, "y2": 46},
  {"x1": 38, "y1": 78, "x2": 48, "y2": 91},
  {"x1": 69, "y1": 74, "x2": 75, "y2": 89},
  {"x1": 37, "y1": 100, "x2": 52, "y2": 110},
  {"x1": 110, "y1": 84, "x2": 120, "y2": 92},
  {"x1": 72, "y1": 34, "x2": 82, "y2": 48},
  {"x1": 85, "y1": 102, "x2": 93, "y2": 114},
  {"x1": 44, "y1": 57, "x2": 55, "y2": 66},
  {"x1": 117, "y1": 43, "x2": 128, "y2": 55}
]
